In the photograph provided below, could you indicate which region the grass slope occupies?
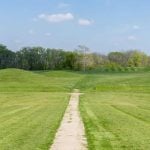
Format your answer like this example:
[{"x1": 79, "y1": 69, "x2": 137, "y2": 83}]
[
  {"x1": 79, "y1": 72, "x2": 150, "y2": 150},
  {"x1": 0, "y1": 92, "x2": 68, "y2": 150},
  {"x1": 0, "y1": 68, "x2": 82, "y2": 150},
  {"x1": 1, "y1": 69, "x2": 150, "y2": 150},
  {"x1": 0, "y1": 69, "x2": 82, "y2": 92}
]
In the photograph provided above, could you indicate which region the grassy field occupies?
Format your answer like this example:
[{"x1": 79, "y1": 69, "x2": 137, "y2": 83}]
[
  {"x1": 0, "y1": 69, "x2": 82, "y2": 150},
  {"x1": 0, "y1": 69, "x2": 83, "y2": 92},
  {"x1": 0, "y1": 69, "x2": 150, "y2": 149},
  {"x1": 79, "y1": 73, "x2": 150, "y2": 150}
]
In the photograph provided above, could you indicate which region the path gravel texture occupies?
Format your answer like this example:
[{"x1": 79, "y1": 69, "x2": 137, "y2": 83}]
[{"x1": 50, "y1": 89, "x2": 87, "y2": 150}]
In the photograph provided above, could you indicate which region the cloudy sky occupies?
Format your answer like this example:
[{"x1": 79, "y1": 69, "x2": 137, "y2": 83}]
[{"x1": 0, "y1": 0, "x2": 150, "y2": 54}]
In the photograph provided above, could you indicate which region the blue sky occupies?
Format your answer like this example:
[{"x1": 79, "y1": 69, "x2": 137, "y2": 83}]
[{"x1": 0, "y1": 0, "x2": 150, "y2": 54}]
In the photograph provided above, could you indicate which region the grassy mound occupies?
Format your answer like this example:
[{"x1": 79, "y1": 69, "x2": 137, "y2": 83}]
[
  {"x1": 0, "y1": 68, "x2": 82, "y2": 92},
  {"x1": 79, "y1": 72, "x2": 150, "y2": 149},
  {"x1": 0, "y1": 68, "x2": 82, "y2": 150}
]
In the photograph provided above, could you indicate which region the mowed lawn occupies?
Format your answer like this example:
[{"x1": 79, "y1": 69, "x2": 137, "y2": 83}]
[
  {"x1": 79, "y1": 73, "x2": 150, "y2": 150},
  {"x1": 0, "y1": 69, "x2": 83, "y2": 150},
  {"x1": 1, "y1": 69, "x2": 150, "y2": 150}
]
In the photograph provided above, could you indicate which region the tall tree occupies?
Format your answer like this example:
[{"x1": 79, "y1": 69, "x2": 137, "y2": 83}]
[
  {"x1": 0, "y1": 44, "x2": 15, "y2": 69},
  {"x1": 127, "y1": 50, "x2": 148, "y2": 67}
]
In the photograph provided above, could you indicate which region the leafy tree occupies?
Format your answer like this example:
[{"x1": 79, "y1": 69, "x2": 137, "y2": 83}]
[
  {"x1": 127, "y1": 50, "x2": 148, "y2": 67},
  {"x1": 75, "y1": 45, "x2": 92, "y2": 71},
  {"x1": 0, "y1": 43, "x2": 150, "y2": 71},
  {"x1": 108, "y1": 52, "x2": 127, "y2": 66},
  {"x1": 0, "y1": 44, "x2": 15, "y2": 69},
  {"x1": 65, "y1": 51, "x2": 77, "y2": 69}
]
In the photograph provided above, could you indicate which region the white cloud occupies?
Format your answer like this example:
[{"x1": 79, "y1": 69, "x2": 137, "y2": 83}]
[
  {"x1": 28, "y1": 29, "x2": 35, "y2": 35},
  {"x1": 58, "y1": 2, "x2": 70, "y2": 9},
  {"x1": 133, "y1": 25, "x2": 140, "y2": 30},
  {"x1": 38, "y1": 13, "x2": 74, "y2": 23},
  {"x1": 128, "y1": 35, "x2": 137, "y2": 41},
  {"x1": 45, "y1": 33, "x2": 51, "y2": 37},
  {"x1": 78, "y1": 19, "x2": 94, "y2": 26}
]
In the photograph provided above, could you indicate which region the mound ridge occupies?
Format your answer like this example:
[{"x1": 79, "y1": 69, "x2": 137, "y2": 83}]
[{"x1": 0, "y1": 68, "x2": 80, "y2": 92}]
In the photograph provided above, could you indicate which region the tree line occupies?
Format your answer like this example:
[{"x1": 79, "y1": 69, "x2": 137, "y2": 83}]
[{"x1": 0, "y1": 44, "x2": 150, "y2": 71}]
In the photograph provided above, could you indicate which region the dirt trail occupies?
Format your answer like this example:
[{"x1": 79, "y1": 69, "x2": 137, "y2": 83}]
[{"x1": 50, "y1": 89, "x2": 87, "y2": 150}]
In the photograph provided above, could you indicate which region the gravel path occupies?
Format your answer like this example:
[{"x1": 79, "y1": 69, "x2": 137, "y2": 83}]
[{"x1": 50, "y1": 89, "x2": 87, "y2": 150}]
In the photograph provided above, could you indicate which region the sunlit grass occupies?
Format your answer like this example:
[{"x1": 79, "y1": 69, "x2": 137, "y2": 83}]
[
  {"x1": 0, "y1": 68, "x2": 82, "y2": 150},
  {"x1": 1, "y1": 68, "x2": 150, "y2": 149},
  {"x1": 79, "y1": 73, "x2": 150, "y2": 150}
]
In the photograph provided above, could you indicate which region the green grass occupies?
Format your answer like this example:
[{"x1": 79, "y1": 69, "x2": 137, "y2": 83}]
[
  {"x1": 79, "y1": 72, "x2": 150, "y2": 150},
  {"x1": 0, "y1": 69, "x2": 83, "y2": 92},
  {"x1": 1, "y1": 68, "x2": 150, "y2": 150},
  {"x1": 0, "y1": 92, "x2": 69, "y2": 150},
  {"x1": 0, "y1": 68, "x2": 83, "y2": 150}
]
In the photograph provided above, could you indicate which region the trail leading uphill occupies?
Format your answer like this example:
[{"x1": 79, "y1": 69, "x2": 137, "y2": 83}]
[{"x1": 50, "y1": 89, "x2": 87, "y2": 150}]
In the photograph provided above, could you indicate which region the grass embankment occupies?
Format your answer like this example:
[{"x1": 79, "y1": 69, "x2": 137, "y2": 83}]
[
  {"x1": 0, "y1": 69, "x2": 82, "y2": 150},
  {"x1": 78, "y1": 72, "x2": 150, "y2": 150},
  {"x1": 1, "y1": 69, "x2": 150, "y2": 150}
]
